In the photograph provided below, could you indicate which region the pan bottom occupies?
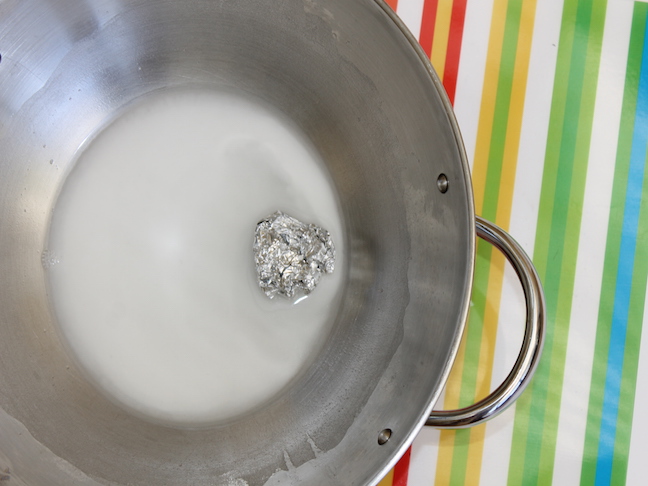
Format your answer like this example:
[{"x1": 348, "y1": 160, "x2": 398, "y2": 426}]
[{"x1": 45, "y1": 87, "x2": 346, "y2": 427}]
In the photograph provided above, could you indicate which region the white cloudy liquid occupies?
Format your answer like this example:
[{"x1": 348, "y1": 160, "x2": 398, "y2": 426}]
[{"x1": 46, "y1": 88, "x2": 345, "y2": 426}]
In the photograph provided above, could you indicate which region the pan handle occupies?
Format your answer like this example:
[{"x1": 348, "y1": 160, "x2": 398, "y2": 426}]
[{"x1": 426, "y1": 216, "x2": 545, "y2": 428}]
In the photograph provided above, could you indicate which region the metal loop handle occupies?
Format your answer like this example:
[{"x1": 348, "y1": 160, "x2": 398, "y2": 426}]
[{"x1": 426, "y1": 216, "x2": 545, "y2": 428}]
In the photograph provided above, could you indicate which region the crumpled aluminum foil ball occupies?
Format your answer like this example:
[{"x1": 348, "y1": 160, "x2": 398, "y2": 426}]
[{"x1": 253, "y1": 211, "x2": 336, "y2": 299}]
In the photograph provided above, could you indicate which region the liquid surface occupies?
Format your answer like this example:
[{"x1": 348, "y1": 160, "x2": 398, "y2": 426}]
[{"x1": 46, "y1": 88, "x2": 345, "y2": 426}]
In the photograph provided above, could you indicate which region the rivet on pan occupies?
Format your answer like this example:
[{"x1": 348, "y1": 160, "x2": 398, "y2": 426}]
[
  {"x1": 437, "y1": 173, "x2": 449, "y2": 193},
  {"x1": 377, "y1": 428, "x2": 392, "y2": 445}
]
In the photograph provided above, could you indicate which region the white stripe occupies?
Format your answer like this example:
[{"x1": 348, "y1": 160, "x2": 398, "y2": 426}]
[
  {"x1": 395, "y1": 0, "x2": 426, "y2": 40},
  {"x1": 551, "y1": 2, "x2": 634, "y2": 485},
  {"x1": 408, "y1": 385, "x2": 445, "y2": 481},
  {"x1": 409, "y1": 427, "x2": 442, "y2": 484},
  {"x1": 480, "y1": 406, "x2": 518, "y2": 482},
  {"x1": 480, "y1": 0, "x2": 565, "y2": 481},
  {"x1": 626, "y1": 284, "x2": 648, "y2": 483},
  {"x1": 453, "y1": 0, "x2": 494, "y2": 171}
]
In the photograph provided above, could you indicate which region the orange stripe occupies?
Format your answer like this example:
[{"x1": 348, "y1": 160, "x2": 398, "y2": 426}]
[
  {"x1": 384, "y1": 0, "x2": 399, "y2": 12},
  {"x1": 420, "y1": 0, "x2": 440, "y2": 58},
  {"x1": 443, "y1": 0, "x2": 468, "y2": 103},
  {"x1": 393, "y1": 447, "x2": 412, "y2": 485}
]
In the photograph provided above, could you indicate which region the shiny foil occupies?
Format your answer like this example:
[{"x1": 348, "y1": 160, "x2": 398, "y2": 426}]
[{"x1": 253, "y1": 211, "x2": 336, "y2": 299}]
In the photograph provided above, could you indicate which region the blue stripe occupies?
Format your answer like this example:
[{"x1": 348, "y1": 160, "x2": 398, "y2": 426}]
[{"x1": 594, "y1": 13, "x2": 648, "y2": 486}]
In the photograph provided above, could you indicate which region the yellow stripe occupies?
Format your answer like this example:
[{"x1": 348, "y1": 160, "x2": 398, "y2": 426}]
[
  {"x1": 497, "y1": 0, "x2": 537, "y2": 227},
  {"x1": 438, "y1": 0, "x2": 510, "y2": 411},
  {"x1": 464, "y1": 0, "x2": 538, "y2": 483},
  {"x1": 377, "y1": 468, "x2": 394, "y2": 486},
  {"x1": 430, "y1": 0, "x2": 454, "y2": 80},
  {"x1": 473, "y1": 0, "x2": 539, "y2": 414},
  {"x1": 433, "y1": 1, "x2": 508, "y2": 484},
  {"x1": 433, "y1": 0, "x2": 539, "y2": 483},
  {"x1": 433, "y1": 331, "x2": 469, "y2": 486},
  {"x1": 463, "y1": 251, "x2": 505, "y2": 485},
  {"x1": 434, "y1": 429, "x2": 457, "y2": 486}
]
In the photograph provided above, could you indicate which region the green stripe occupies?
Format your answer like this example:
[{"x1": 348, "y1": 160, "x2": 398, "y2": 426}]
[
  {"x1": 508, "y1": 1, "x2": 608, "y2": 485},
  {"x1": 446, "y1": 244, "x2": 491, "y2": 486},
  {"x1": 445, "y1": 0, "x2": 526, "y2": 483},
  {"x1": 507, "y1": 0, "x2": 582, "y2": 480},
  {"x1": 537, "y1": 1, "x2": 607, "y2": 482},
  {"x1": 580, "y1": 5, "x2": 648, "y2": 484},
  {"x1": 506, "y1": 0, "x2": 582, "y2": 477}
]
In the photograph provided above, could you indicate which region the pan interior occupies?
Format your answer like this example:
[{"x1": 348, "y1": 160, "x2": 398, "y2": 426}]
[
  {"x1": 45, "y1": 87, "x2": 346, "y2": 427},
  {"x1": 0, "y1": 0, "x2": 474, "y2": 484}
]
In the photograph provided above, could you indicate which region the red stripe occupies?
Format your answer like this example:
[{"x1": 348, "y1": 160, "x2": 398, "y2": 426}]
[
  {"x1": 392, "y1": 446, "x2": 412, "y2": 486},
  {"x1": 419, "y1": 0, "x2": 439, "y2": 58},
  {"x1": 384, "y1": 0, "x2": 399, "y2": 11},
  {"x1": 443, "y1": 0, "x2": 468, "y2": 105}
]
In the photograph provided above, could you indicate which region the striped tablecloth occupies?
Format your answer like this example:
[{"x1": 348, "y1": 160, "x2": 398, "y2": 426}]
[{"x1": 377, "y1": 0, "x2": 648, "y2": 485}]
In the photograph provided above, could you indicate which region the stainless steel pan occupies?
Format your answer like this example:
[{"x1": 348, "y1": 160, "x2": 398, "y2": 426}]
[{"x1": 0, "y1": 0, "x2": 544, "y2": 484}]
